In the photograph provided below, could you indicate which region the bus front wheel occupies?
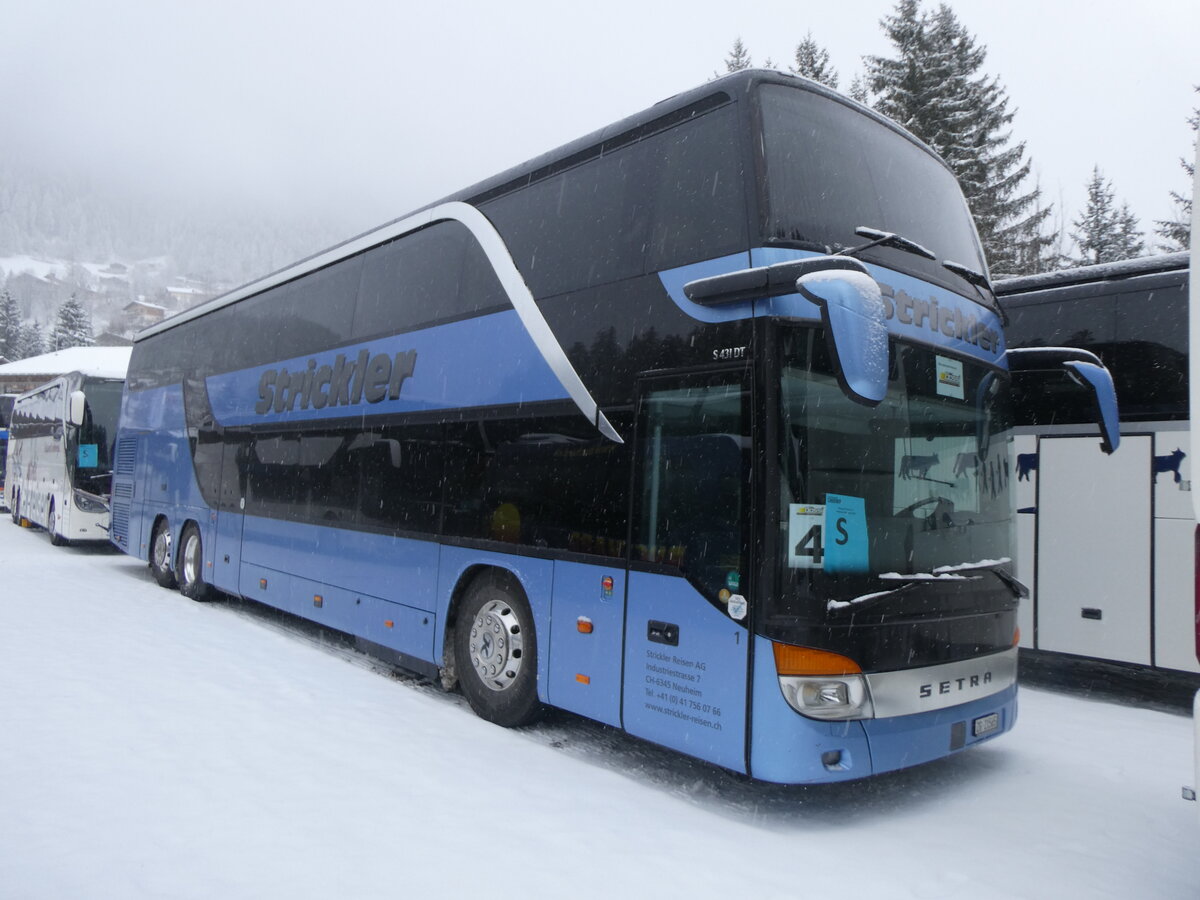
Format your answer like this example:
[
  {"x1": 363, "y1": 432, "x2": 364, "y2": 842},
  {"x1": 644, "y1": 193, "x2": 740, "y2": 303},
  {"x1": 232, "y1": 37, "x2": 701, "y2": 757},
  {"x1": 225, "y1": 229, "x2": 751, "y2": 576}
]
[
  {"x1": 178, "y1": 523, "x2": 210, "y2": 602},
  {"x1": 454, "y1": 573, "x2": 542, "y2": 728},
  {"x1": 149, "y1": 519, "x2": 177, "y2": 589},
  {"x1": 48, "y1": 501, "x2": 67, "y2": 546}
]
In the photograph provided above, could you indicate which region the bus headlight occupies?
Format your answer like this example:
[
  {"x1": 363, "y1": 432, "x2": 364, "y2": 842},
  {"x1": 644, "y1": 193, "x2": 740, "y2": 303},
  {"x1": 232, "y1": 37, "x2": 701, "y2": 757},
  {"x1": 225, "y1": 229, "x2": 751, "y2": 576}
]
[
  {"x1": 772, "y1": 642, "x2": 874, "y2": 720},
  {"x1": 73, "y1": 490, "x2": 108, "y2": 513},
  {"x1": 778, "y1": 674, "x2": 874, "y2": 720}
]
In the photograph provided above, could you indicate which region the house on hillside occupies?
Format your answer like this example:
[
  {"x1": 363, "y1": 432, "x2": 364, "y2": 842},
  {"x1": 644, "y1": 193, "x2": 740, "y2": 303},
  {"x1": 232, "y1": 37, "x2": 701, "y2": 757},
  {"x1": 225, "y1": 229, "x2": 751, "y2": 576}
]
[{"x1": 121, "y1": 300, "x2": 167, "y2": 334}]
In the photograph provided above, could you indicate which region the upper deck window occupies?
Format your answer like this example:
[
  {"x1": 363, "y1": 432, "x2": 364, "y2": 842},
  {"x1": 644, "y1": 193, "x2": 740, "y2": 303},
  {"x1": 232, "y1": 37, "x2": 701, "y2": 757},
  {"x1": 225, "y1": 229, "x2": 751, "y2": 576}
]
[{"x1": 758, "y1": 84, "x2": 986, "y2": 297}]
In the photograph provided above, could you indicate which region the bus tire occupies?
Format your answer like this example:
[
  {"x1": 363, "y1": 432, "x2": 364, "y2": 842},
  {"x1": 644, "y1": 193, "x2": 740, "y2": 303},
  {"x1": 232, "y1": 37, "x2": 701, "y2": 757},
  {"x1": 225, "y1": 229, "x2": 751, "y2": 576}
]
[
  {"x1": 48, "y1": 500, "x2": 67, "y2": 546},
  {"x1": 454, "y1": 572, "x2": 542, "y2": 728},
  {"x1": 149, "y1": 519, "x2": 177, "y2": 589},
  {"x1": 10, "y1": 491, "x2": 19, "y2": 525},
  {"x1": 177, "y1": 523, "x2": 211, "y2": 602}
]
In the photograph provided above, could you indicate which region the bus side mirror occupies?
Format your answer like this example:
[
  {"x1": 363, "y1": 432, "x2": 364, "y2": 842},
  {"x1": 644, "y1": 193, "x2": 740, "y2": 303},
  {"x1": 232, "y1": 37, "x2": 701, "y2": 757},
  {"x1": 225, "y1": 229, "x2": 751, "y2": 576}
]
[
  {"x1": 795, "y1": 265, "x2": 889, "y2": 406},
  {"x1": 1006, "y1": 347, "x2": 1120, "y2": 454},
  {"x1": 68, "y1": 390, "x2": 86, "y2": 427}
]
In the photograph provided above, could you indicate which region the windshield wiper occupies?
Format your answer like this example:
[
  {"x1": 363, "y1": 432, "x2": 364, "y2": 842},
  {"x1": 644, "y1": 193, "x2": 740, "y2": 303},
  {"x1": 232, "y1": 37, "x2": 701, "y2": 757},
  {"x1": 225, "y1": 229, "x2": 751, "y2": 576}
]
[
  {"x1": 943, "y1": 259, "x2": 1002, "y2": 318},
  {"x1": 837, "y1": 226, "x2": 937, "y2": 262}
]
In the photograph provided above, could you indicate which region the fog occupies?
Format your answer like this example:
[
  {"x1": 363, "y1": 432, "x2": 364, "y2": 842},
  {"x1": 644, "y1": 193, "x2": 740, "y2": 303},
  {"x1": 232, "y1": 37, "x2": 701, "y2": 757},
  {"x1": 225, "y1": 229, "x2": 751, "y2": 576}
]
[{"x1": 2, "y1": 0, "x2": 1196, "y2": 245}]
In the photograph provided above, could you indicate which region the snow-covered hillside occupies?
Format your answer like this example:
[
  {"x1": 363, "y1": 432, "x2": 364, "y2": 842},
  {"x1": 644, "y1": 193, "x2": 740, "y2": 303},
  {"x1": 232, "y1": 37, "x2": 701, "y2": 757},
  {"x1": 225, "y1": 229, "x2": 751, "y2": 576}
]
[{"x1": 0, "y1": 522, "x2": 1195, "y2": 899}]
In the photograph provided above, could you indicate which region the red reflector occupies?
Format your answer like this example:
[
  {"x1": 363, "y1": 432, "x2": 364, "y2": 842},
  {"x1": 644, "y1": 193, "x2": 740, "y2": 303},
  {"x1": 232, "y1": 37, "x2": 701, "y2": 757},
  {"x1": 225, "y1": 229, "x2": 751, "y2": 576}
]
[
  {"x1": 384, "y1": 620, "x2": 394, "y2": 629},
  {"x1": 576, "y1": 674, "x2": 591, "y2": 684}
]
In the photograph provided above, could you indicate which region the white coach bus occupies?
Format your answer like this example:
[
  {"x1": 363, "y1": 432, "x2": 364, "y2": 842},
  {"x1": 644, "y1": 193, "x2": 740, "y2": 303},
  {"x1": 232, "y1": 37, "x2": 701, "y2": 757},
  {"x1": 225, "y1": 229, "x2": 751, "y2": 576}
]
[{"x1": 6, "y1": 365, "x2": 127, "y2": 545}]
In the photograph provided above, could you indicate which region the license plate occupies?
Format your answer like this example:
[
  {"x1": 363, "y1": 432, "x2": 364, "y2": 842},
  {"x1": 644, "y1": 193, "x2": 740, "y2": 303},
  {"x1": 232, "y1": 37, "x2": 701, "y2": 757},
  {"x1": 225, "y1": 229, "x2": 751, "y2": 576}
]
[{"x1": 973, "y1": 712, "x2": 1000, "y2": 737}]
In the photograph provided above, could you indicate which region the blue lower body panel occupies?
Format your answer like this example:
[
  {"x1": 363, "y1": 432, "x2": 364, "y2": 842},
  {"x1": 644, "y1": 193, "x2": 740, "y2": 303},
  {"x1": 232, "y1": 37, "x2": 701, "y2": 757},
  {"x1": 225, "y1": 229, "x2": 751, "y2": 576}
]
[{"x1": 748, "y1": 636, "x2": 1017, "y2": 784}]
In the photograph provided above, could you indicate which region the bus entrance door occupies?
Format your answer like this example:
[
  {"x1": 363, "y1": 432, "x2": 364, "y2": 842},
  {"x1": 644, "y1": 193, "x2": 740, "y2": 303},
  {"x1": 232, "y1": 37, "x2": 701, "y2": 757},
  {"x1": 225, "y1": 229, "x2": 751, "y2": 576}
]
[
  {"x1": 210, "y1": 437, "x2": 247, "y2": 596},
  {"x1": 621, "y1": 372, "x2": 751, "y2": 773}
]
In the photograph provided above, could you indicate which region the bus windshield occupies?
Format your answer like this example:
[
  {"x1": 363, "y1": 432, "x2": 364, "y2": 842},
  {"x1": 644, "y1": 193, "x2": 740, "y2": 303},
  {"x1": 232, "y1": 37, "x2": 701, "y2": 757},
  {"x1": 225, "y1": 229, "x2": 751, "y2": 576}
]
[
  {"x1": 73, "y1": 379, "x2": 124, "y2": 494},
  {"x1": 758, "y1": 83, "x2": 988, "y2": 298},
  {"x1": 774, "y1": 326, "x2": 1014, "y2": 620}
]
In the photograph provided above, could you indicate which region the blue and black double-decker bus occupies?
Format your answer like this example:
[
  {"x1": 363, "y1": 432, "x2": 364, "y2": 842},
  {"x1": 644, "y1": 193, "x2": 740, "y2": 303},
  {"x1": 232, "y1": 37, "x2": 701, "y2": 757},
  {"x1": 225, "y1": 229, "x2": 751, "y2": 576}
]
[{"x1": 111, "y1": 70, "x2": 1117, "y2": 783}]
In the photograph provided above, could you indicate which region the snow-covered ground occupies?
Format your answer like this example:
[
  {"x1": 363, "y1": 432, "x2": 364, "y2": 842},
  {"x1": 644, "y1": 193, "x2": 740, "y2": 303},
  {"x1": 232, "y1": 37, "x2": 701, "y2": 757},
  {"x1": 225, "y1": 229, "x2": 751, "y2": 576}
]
[{"x1": 1, "y1": 521, "x2": 1195, "y2": 899}]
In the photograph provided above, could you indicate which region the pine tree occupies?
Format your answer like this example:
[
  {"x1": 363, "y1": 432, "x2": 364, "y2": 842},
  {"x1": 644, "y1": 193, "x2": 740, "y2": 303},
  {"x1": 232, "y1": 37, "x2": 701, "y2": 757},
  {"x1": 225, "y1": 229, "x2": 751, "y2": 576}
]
[
  {"x1": 791, "y1": 33, "x2": 838, "y2": 89},
  {"x1": 848, "y1": 73, "x2": 869, "y2": 104},
  {"x1": 1155, "y1": 85, "x2": 1197, "y2": 251},
  {"x1": 18, "y1": 321, "x2": 45, "y2": 360},
  {"x1": 0, "y1": 289, "x2": 20, "y2": 361},
  {"x1": 50, "y1": 292, "x2": 94, "y2": 351},
  {"x1": 1071, "y1": 166, "x2": 1145, "y2": 265},
  {"x1": 723, "y1": 37, "x2": 753, "y2": 73},
  {"x1": 864, "y1": 1, "x2": 1054, "y2": 275}
]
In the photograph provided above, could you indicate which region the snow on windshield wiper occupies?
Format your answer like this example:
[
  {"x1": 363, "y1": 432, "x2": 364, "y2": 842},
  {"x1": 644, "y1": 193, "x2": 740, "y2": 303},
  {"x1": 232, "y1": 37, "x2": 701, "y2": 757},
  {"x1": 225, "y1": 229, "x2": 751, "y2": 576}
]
[
  {"x1": 836, "y1": 226, "x2": 937, "y2": 262},
  {"x1": 880, "y1": 558, "x2": 1028, "y2": 599}
]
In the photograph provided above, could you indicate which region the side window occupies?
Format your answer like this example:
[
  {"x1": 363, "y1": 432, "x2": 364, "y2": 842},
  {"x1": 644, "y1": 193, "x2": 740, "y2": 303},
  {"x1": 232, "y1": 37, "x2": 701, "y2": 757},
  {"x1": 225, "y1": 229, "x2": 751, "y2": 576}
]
[
  {"x1": 645, "y1": 106, "x2": 747, "y2": 270},
  {"x1": 1111, "y1": 282, "x2": 1188, "y2": 419},
  {"x1": 355, "y1": 221, "x2": 471, "y2": 340},
  {"x1": 1006, "y1": 292, "x2": 1117, "y2": 426},
  {"x1": 442, "y1": 415, "x2": 631, "y2": 556},
  {"x1": 635, "y1": 377, "x2": 750, "y2": 601},
  {"x1": 274, "y1": 255, "x2": 363, "y2": 361},
  {"x1": 484, "y1": 105, "x2": 747, "y2": 297},
  {"x1": 357, "y1": 425, "x2": 443, "y2": 533}
]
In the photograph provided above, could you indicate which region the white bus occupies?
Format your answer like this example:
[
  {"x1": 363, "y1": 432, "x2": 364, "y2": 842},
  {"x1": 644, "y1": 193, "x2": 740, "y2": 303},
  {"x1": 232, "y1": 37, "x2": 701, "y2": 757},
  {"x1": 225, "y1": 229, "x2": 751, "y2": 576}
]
[
  {"x1": 996, "y1": 253, "x2": 1195, "y2": 676},
  {"x1": 6, "y1": 368, "x2": 126, "y2": 545}
]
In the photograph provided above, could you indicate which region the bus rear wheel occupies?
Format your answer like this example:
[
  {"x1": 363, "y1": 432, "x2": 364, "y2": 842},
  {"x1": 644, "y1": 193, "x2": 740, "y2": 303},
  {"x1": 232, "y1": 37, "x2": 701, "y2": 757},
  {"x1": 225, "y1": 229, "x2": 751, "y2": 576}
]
[
  {"x1": 454, "y1": 573, "x2": 541, "y2": 728},
  {"x1": 177, "y1": 523, "x2": 210, "y2": 602},
  {"x1": 48, "y1": 500, "x2": 67, "y2": 546},
  {"x1": 10, "y1": 491, "x2": 19, "y2": 525},
  {"x1": 149, "y1": 519, "x2": 177, "y2": 589}
]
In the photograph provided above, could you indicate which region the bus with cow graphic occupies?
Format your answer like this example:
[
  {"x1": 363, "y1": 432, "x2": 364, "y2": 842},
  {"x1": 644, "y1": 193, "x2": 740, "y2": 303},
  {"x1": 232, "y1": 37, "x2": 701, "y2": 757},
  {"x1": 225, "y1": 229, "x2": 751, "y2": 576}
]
[{"x1": 998, "y1": 252, "x2": 1194, "y2": 678}]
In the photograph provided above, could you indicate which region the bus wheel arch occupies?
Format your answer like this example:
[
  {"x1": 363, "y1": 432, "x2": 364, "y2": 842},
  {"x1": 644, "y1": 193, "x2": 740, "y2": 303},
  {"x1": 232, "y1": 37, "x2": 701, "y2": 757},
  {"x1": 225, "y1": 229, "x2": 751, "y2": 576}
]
[
  {"x1": 149, "y1": 516, "x2": 177, "y2": 589},
  {"x1": 451, "y1": 567, "x2": 542, "y2": 728},
  {"x1": 177, "y1": 521, "x2": 211, "y2": 602}
]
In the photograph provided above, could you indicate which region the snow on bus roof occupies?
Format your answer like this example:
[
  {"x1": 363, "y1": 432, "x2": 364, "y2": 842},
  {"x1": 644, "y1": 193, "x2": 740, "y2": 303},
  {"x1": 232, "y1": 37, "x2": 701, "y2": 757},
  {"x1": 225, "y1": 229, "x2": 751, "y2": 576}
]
[
  {"x1": 994, "y1": 251, "x2": 1189, "y2": 296},
  {"x1": 0, "y1": 346, "x2": 131, "y2": 380}
]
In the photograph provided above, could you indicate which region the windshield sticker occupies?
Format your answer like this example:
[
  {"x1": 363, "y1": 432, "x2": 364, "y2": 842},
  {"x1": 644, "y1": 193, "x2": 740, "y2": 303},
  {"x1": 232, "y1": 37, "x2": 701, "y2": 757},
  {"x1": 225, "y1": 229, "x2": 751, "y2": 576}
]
[
  {"x1": 77, "y1": 444, "x2": 98, "y2": 467},
  {"x1": 824, "y1": 494, "x2": 869, "y2": 574},
  {"x1": 727, "y1": 594, "x2": 747, "y2": 620},
  {"x1": 936, "y1": 355, "x2": 964, "y2": 399},
  {"x1": 787, "y1": 503, "x2": 825, "y2": 569}
]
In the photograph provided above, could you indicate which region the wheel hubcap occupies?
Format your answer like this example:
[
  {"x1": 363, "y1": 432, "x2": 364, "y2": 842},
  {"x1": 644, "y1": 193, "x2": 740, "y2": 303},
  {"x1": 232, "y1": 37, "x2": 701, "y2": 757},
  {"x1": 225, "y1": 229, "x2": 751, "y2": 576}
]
[
  {"x1": 153, "y1": 528, "x2": 171, "y2": 571},
  {"x1": 468, "y1": 599, "x2": 524, "y2": 692},
  {"x1": 183, "y1": 535, "x2": 200, "y2": 585}
]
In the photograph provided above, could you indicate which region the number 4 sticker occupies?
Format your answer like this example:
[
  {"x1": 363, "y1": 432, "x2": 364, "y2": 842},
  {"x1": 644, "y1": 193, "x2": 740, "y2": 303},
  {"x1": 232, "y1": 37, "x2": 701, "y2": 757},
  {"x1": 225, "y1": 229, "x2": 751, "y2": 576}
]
[{"x1": 788, "y1": 504, "x2": 825, "y2": 569}]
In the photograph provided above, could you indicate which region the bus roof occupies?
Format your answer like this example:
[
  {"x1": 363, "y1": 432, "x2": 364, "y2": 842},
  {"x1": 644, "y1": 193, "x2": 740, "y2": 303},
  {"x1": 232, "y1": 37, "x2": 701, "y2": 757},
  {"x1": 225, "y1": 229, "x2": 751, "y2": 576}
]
[
  {"x1": 995, "y1": 252, "x2": 1189, "y2": 298},
  {"x1": 136, "y1": 70, "x2": 950, "y2": 344}
]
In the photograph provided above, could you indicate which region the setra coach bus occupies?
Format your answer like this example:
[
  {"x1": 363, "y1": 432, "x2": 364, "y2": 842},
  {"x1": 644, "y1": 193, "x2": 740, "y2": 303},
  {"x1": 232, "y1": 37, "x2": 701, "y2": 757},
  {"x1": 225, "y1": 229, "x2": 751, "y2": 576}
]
[{"x1": 110, "y1": 70, "x2": 1119, "y2": 783}]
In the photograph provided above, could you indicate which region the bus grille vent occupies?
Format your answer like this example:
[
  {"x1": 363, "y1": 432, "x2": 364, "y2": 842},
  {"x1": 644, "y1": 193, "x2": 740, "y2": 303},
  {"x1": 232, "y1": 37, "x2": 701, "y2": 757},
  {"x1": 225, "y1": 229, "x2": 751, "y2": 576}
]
[
  {"x1": 110, "y1": 506, "x2": 129, "y2": 547},
  {"x1": 115, "y1": 439, "x2": 137, "y2": 476}
]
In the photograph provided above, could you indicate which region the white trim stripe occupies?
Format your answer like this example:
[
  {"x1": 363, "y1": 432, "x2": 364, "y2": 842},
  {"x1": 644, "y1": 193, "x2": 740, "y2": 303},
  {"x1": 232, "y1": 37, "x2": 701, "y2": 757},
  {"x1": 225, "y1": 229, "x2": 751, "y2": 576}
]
[{"x1": 138, "y1": 201, "x2": 621, "y2": 443}]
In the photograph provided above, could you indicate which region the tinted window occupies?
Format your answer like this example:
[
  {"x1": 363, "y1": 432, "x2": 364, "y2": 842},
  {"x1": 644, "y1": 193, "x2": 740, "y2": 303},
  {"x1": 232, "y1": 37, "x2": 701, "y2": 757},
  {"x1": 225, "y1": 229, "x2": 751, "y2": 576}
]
[
  {"x1": 759, "y1": 84, "x2": 986, "y2": 293},
  {"x1": 443, "y1": 415, "x2": 631, "y2": 556},
  {"x1": 645, "y1": 107, "x2": 747, "y2": 270},
  {"x1": 1006, "y1": 276, "x2": 1188, "y2": 422},
  {"x1": 357, "y1": 426, "x2": 442, "y2": 532},
  {"x1": 355, "y1": 221, "x2": 491, "y2": 340},
  {"x1": 274, "y1": 255, "x2": 362, "y2": 360},
  {"x1": 484, "y1": 106, "x2": 747, "y2": 298}
]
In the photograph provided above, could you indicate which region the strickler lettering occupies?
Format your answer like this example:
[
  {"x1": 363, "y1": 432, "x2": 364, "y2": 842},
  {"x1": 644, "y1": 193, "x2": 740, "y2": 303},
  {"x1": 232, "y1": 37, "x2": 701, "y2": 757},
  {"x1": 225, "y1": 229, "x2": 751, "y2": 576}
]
[
  {"x1": 878, "y1": 283, "x2": 1000, "y2": 356},
  {"x1": 255, "y1": 349, "x2": 417, "y2": 415}
]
